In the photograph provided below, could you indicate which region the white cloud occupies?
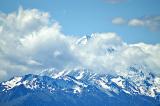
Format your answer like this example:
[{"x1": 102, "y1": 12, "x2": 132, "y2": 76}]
[
  {"x1": 0, "y1": 7, "x2": 160, "y2": 81},
  {"x1": 128, "y1": 19, "x2": 144, "y2": 26},
  {"x1": 144, "y1": 16, "x2": 160, "y2": 31},
  {"x1": 112, "y1": 17, "x2": 126, "y2": 25},
  {"x1": 128, "y1": 17, "x2": 160, "y2": 31},
  {"x1": 112, "y1": 16, "x2": 160, "y2": 31},
  {"x1": 53, "y1": 50, "x2": 62, "y2": 57}
]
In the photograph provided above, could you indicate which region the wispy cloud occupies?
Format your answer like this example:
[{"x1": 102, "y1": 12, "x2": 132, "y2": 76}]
[
  {"x1": 129, "y1": 16, "x2": 160, "y2": 31},
  {"x1": 112, "y1": 16, "x2": 160, "y2": 31},
  {"x1": 128, "y1": 19, "x2": 144, "y2": 26},
  {"x1": 0, "y1": 7, "x2": 160, "y2": 81},
  {"x1": 112, "y1": 17, "x2": 126, "y2": 25}
]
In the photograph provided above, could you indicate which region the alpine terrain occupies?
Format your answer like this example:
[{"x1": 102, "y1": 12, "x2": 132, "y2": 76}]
[{"x1": 0, "y1": 35, "x2": 160, "y2": 106}]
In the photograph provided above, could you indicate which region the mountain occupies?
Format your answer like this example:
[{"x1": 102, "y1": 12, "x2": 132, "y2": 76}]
[
  {"x1": 0, "y1": 35, "x2": 160, "y2": 106},
  {"x1": 0, "y1": 67, "x2": 160, "y2": 106}
]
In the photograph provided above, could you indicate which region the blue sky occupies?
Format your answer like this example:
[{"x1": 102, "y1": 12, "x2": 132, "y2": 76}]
[
  {"x1": 0, "y1": 0, "x2": 160, "y2": 81},
  {"x1": 0, "y1": 0, "x2": 160, "y2": 44}
]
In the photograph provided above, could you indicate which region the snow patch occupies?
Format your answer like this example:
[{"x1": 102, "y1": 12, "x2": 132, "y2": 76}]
[
  {"x1": 2, "y1": 77, "x2": 22, "y2": 90},
  {"x1": 111, "y1": 77, "x2": 124, "y2": 88},
  {"x1": 73, "y1": 86, "x2": 81, "y2": 93},
  {"x1": 98, "y1": 80, "x2": 111, "y2": 90},
  {"x1": 76, "y1": 71, "x2": 84, "y2": 80},
  {"x1": 52, "y1": 70, "x2": 66, "y2": 79}
]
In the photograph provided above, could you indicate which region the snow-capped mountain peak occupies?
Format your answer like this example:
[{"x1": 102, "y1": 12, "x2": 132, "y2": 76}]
[{"x1": 0, "y1": 67, "x2": 160, "y2": 106}]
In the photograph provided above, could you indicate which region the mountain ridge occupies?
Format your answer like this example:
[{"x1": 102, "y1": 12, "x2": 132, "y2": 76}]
[
  {"x1": 0, "y1": 35, "x2": 160, "y2": 106},
  {"x1": 0, "y1": 67, "x2": 160, "y2": 106}
]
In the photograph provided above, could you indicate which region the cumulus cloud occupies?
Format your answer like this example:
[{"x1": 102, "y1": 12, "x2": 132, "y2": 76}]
[
  {"x1": 0, "y1": 7, "x2": 160, "y2": 81},
  {"x1": 112, "y1": 16, "x2": 160, "y2": 31}
]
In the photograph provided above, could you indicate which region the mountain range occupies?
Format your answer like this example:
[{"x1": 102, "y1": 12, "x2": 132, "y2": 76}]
[
  {"x1": 0, "y1": 35, "x2": 160, "y2": 106},
  {"x1": 0, "y1": 66, "x2": 160, "y2": 106}
]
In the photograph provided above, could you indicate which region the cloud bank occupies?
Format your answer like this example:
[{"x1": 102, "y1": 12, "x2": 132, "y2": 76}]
[{"x1": 0, "y1": 7, "x2": 160, "y2": 81}]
